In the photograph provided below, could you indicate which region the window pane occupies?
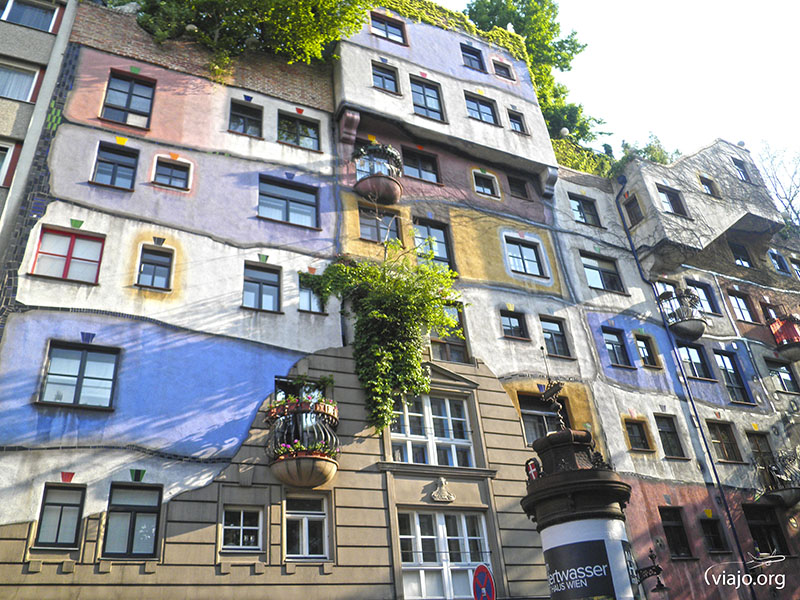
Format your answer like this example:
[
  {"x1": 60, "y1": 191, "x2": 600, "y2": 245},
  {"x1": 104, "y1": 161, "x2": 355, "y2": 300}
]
[
  {"x1": 452, "y1": 570, "x2": 471, "y2": 595},
  {"x1": 84, "y1": 352, "x2": 116, "y2": 379},
  {"x1": 286, "y1": 519, "x2": 301, "y2": 555},
  {"x1": 132, "y1": 513, "x2": 157, "y2": 554},
  {"x1": 38, "y1": 505, "x2": 61, "y2": 543},
  {"x1": 105, "y1": 512, "x2": 131, "y2": 553},
  {"x1": 7, "y1": 2, "x2": 54, "y2": 31},
  {"x1": 67, "y1": 258, "x2": 99, "y2": 283},
  {"x1": 57, "y1": 506, "x2": 80, "y2": 543},
  {"x1": 307, "y1": 519, "x2": 325, "y2": 555},
  {"x1": 286, "y1": 498, "x2": 323, "y2": 512},
  {"x1": 49, "y1": 348, "x2": 82, "y2": 375},
  {"x1": 42, "y1": 375, "x2": 77, "y2": 404},
  {"x1": 403, "y1": 571, "x2": 422, "y2": 597},
  {"x1": 0, "y1": 65, "x2": 35, "y2": 101},
  {"x1": 424, "y1": 570, "x2": 444, "y2": 597},
  {"x1": 78, "y1": 377, "x2": 113, "y2": 406},
  {"x1": 39, "y1": 232, "x2": 71, "y2": 255},
  {"x1": 112, "y1": 488, "x2": 160, "y2": 506}
]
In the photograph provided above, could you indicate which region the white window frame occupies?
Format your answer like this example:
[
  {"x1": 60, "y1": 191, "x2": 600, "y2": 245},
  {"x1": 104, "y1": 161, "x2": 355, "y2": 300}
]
[
  {"x1": 150, "y1": 154, "x2": 193, "y2": 191},
  {"x1": 0, "y1": 59, "x2": 38, "y2": 102},
  {"x1": 222, "y1": 506, "x2": 263, "y2": 551},
  {"x1": 391, "y1": 395, "x2": 474, "y2": 467},
  {"x1": 398, "y1": 511, "x2": 488, "y2": 600},
  {"x1": 503, "y1": 235, "x2": 545, "y2": 277},
  {"x1": 284, "y1": 496, "x2": 329, "y2": 561},
  {"x1": 471, "y1": 170, "x2": 499, "y2": 198},
  {"x1": 0, "y1": 140, "x2": 14, "y2": 185},
  {"x1": 0, "y1": 0, "x2": 57, "y2": 33}
]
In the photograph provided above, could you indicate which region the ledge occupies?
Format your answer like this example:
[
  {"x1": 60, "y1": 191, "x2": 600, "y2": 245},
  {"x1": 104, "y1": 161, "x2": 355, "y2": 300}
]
[
  {"x1": 502, "y1": 335, "x2": 531, "y2": 342},
  {"x1": 277, "y1": 140, "x2": 324, "y2": 155},
  {"x1": 373, "y1": 85, "x2": 402, "y2": 97},
  {"x1": 27, "y1": 272, "x2": 99, "y2": 286},
  {"x1": 546, "y1": 354, "x2": 576, "y2": 361},
  {"x1": 36, "y1": 400, "x2": 113, "y2": 412},
  {"x1": 610, "y1": 363, "x2": 637, "y2": 370},
  {"x1": 376, "y1": 461, "x2": 496, "y2": 479},
  {"x1": 227, "y1": 129, "x2": 264, "y2": 140},
  {"x1": 241, "y1": 306, "x2": 284, "y2": 315},
  {"x1": 87, "y1": 180, "x2": 134, "y2": 192},
  {"x1": 686, "y1": 375, "x2": 718, "y2": 383},
  {"x1": 256, "y1": 215, "x2": 322, "y2": 232},
  {"x1": 97, "y1": 115, "x2": 150, "y2": 131},
  {"x1": 588, "y1": 286, "x2": 630, "y2": 297},
  {"x1": 663, "y1": 455, "x2": 692, "y2": 461},
  {"x1": 669, "y1": 556, "x2": 700, "y2": 562}
]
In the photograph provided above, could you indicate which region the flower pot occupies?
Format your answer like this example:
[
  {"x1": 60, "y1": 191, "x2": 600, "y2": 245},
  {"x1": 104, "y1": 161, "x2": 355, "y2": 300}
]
[{"x1": 270, "y1": 455, "x2": 338, "y2": 488}]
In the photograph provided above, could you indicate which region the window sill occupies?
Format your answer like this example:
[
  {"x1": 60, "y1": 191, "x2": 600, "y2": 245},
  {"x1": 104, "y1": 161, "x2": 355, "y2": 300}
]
[
  {"x1": 588, "y1": 286, "x2": 629, "y2": 296},
  {"x1": 462, "y1": 65, "x2": 487, "y2": 74},
  {"x1": 370, "y1": 33, "x2": 409, "y2": 47},
  {"x1": 574, "y1": 221, "x2": 606, "y2": 229},
  {"x1": 101, "y1": 556, "x2": 158, "y2": 561},
  {"x1": 736, "y1": 319, "x2": 762, "y2": 326},
  {"x1": 403, "y1": 175, "x2": 444, "y2": 186},
  {"x1": 628, "y1": 447, "x2": 656, "y2": 453},
  {"x1": 475, "y1": 191, "x2": 501, "y2": 200},
  {"x1": 669, "y1": 556, "x2": 699, "y2": 562},
  {"x1": 716, "y1": 459, "x2": 748, "y2": 465},
  {"x1": 298, "y1": 309, "x2": 328, "y2": 316},
  {"x1": 227, "y1": 129, "x2": 265, "y2": 140},
  {"x1": 642, "y1": 364, "x2": 664, "y2": 370},
  {"x1": 376, "y1": 461, "x2": 496, "y2": 480},
  {"x1": 373, "y1": 86, "x2": 402, "y2": 97},
  {"x1": 774, "y1": 390, "x2": 800, "y2": 396},
  {"x1": 686, "y1": 376, "x2": 718, "y2": 383},
  {"x1": 277, "y1": 140, "x2": 323, "y2": 155},
  {"x1": 30, "y1": 546, "x2": 79, "y2": 552},
  {"x1": 662, "y1": 211, "x2": 693, "y2": 221},
  {"x1": 285, "y1": 558, "x2": 332, "y2": 564},
  {"x1": 219, "y1": 548, "x2": 264, "y2": 554},
  {"x1": 663, "y1": 455, "x2": 692, "y2": 461},
  {"x1": 707, "y1": 550, "x2": 734, "y2": 555},
  {"x1": 728, "y1": 400, "x2": 757, "y2": 407},
  {"x1": 502, "y1": 335, "x2": 531, "y2": 342},
  {"x1": 36, "y1": 400, "x2": 113, "y2": 412},
  {"x1": 467, "y1": 116, "x2": 502, "y2": 128},
  {"x1": 27, "y1": 272, "x2": 99, "y2": 286},
  {"x1": 135, "y1": 284, "x2": 172, "y2": 292},
  {"x1": 97, "y1": 115, "x2": 150, "y2": 131},
  {"x1": 609, "y1": 363, "x2": 637, "y2": 370},
  {"x1": 510, "y1": 269, "x2": 546, "y2": 279},
  {"x1": 241, "y1": 306, "x2": 284, "y2": 315},
  {"x1": 87, "y1": 180, "x2": 134, "y2": 192},
  {"x1": 256, "y1": 215, "x2": 322, "y2": 232},
  {"x1": 509, "y1": 129, "x2": 530, "y2": 136},
  {"x1": 700, "y1": 311, "x2": 723, "y2": 317},
  {"x1": 547, "y1": 353, "x2": 576, "y2": 361},
  {"x1": 411, "y1": 112, "x2": 448, "y2": 125},
  {"x1": 151, "y1": 181, "x2": 190, "y2": 192}
]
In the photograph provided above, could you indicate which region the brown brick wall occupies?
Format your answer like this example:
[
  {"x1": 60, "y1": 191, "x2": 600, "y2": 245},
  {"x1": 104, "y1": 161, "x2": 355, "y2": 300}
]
[{"x1": 70, "y1": 3, "x2": 333, "y2": 113}]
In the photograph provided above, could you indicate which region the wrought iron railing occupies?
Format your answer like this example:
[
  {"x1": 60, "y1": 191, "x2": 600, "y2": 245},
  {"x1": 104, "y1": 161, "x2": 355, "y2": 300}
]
[
  {"x1": 265, "y1": 405, "x2": 339, "y2": 463},
  {"x1": 659, "y1": 290, "x2": 704, "y2": 325}
]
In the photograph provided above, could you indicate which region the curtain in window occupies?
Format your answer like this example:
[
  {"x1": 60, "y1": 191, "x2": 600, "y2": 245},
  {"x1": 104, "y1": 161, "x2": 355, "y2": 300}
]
[
  {"x1": 0, "y1": 65, "x2": 35, "y2": 101},
  {"x1": 7, "y1": 1, "x2": 54, "y2": 31}
]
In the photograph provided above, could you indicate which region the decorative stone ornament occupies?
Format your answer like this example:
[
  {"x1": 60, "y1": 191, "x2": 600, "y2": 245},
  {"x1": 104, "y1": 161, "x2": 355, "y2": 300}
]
[{"x1": 431, "y1": 477, "x2": 455, "y2": 503}]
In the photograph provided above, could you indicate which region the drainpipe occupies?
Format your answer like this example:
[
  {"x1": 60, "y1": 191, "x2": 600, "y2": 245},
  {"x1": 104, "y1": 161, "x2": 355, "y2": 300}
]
[{"x1": 611, "y1": 175, "x2": 756, "y2": 600}]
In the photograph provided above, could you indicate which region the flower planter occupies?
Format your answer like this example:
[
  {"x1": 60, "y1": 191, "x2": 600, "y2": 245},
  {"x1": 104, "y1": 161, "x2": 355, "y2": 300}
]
[
  {"x1": 270, "y1": 454, "x2": 339, "y2": 488},
  {"x1": 353, "y1": 174, "x2": 403, "y2": 205},
  {"x1": 265, "y1": 401, "x2": 338, "y2": 426}
]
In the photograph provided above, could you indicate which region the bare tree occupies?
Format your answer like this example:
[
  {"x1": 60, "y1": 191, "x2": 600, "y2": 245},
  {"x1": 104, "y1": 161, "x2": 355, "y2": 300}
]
[{"x1": 759, "y1": 144, "x2": 800, "y2": 225}]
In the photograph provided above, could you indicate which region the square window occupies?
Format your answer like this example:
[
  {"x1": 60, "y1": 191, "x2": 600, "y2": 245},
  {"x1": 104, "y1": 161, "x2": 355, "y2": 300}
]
[
  {"x1": 101, "y1": 73, "x2": 154, "y2": 128},
  {"x1": 153, "y1": 159, "x2": 189, "y2": 189},
  {"x1": 769, "y1": 249, "x2": 791, "y2": 274},
  {"x1": 402, "y1": 149, "x2": 439, "y2": 183},
  {"x1": 655, "y1": 415, "x2": 685, "y2": 458},
  {"x1": 223, "y1": 507, "x2": 262, "y2": 550},
  {"x1": 137, "y1": 247, "x2": 172, "y2": 289},
  {"x1": 657, "y1": 185, "x2": 687, "y2": 216},
  {"x1": 623, "y1": 195, "x2": 643, "y2": 226},
  {"x1": 258, "y1": 178, "x2": 318, "y2": 228},
  {"x1": 700, "y1": 519, "x2": 728, "y2": 552},
  {"x1": 35, "y1": 484, "x2": 85, "y2": 547},
  {"x1": 729, "y1": 242, "x2": 752, "y2": 268},
  {"x1": 413, "y1": 219, "x2": 452, "y2": 268},
  {"x1": 2, "y1": 0, "x2": 55, "y2": 31},
  {"x1": 465, "y1": 94, "x2": 497, "y2": 125},
  {"x1": 493, "y1": 61, "x2": 513, "y2": 80},
  {"x1": 743, "y1": 505, "x2": 788, "y2": 555},
  {"x1": 635, "y1": 334, "x2": 659, "y2": 367},
  {"x1": 728, "y1": 292, "x2": 755, "y2": 322},
  {"x1": 229, "y1": 101, "x2": 262, "y2": 137},
  {"x1": 92, "y1": 143, "x2": 138, "y2": 190},
  {"x1": 359, "y1": 206, "x2": 399, "y2": 243},
  {"x1": 686, "y1": 280, "x2": 718, "y2": 314},
  {"x1": 602, "y1": 328, "x2": 631, "y2": 366},
  {"x1": 40, "y1": 342, "x2": 119, "y2": 408},
  {"x1": 278, "y1": 114, "x2": 320, "y2": 151},
  {"x1": 500, "y1": 310, "x2": 527, "y2": 339},
  {"x1": 624, "y1": 420, "x2": 651, "y2": 450},
  {"x1": 714, "y1": 351, "x2": 750, "y2": 403},
  {"x1": 371, "y1": 13, "x2": 406, "y2": 44},
  {"x1": 659, "y1": 507, "x2": 691, "y2": 557},
  {"x1": 285, "y1": 497, "x2": 328, "y2": 559},
  {"x1": 699, "y1": 176, "x2": 717, "y2": 196},
  {"x1": 581, "y1": 253, "x2": 624, "y2": 292},
  {"x1": 707, "y1": 421, "x2": 742, "y2": 462},
  {"x1": 473, "y1": 173, "x2": 497, "y2": 196},
  {"x1": 242, "y1": 264, "x2": 280, "y2": 312},
  {"x1": 541, "y1": 318, "x2": 570, "y2": 357},
  {"x1": 103, "y1": 484, "x2": 162, "y2": 557},
  {"x1": 430, "y1": 305, "x2": 468, "y2": 363},
  {"x1": 507, "y1": 110, "x2": 526, "y2": 133},
  {"x1": 32, "y1": 229, "x2": 104, "y2": 283},
  {"x1": 507, "y1": 176, "x2": 528, "y2": 199},
  {"x1": 392, "y1": 395, "x2": 473, "y2": 467},
  {"x1": 569, "y1": 194, "x2": 601, "y2": 226},
  {"x1": 677, "y1": 343, "x2": 711, "y2": 379},
  {"x1": 765, "y1": 360, "x2": 799, "y2": 393},
  {"x1": 299, "y1": 281, "x2": 324, "y2": 313},
  {"x1": 519, "y1": 393, "x2": 569, "y2": 444},
  {"x1": 732, "y1": 157, "x2": 750, "y2": 182},
  {"x1": 0, "y1": 62, "x2": 36, "y2": 101},
  {"x1": 460, "y1": 44, "x2": 484, "y2": 71},
  {"x1": 505, "y1": 237, "x2": 543, "y2": 276},
  {"x1": 410, "y1": 79, "x2": 444, "y2": 121},
  {"x1": 372, "y1": 63, "x2": 398, "y2": 93}
]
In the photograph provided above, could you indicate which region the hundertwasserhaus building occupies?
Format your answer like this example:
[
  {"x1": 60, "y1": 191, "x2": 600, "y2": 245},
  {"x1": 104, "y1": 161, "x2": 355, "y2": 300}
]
[{"x1": 0, "y1": 3, "x2": 798, "y2": 599}]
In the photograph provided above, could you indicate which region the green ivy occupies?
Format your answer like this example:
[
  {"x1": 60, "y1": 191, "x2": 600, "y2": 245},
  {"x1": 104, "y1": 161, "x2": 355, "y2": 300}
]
[
  {"x1": 552, "y1": 138, "x2": 613, "y2": 177},
  {"x1": 301, "y1": 242, "x2": 461, "y2": 431}
]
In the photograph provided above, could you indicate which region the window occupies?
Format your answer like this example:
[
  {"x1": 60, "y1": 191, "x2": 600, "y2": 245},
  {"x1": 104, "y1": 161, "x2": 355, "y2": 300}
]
[
  {"x1": 465, "y1": 94, "x2": 497, "y2": 125},
  {"x1": 354, "y1": 141, "x2": 393, "y2": 181},
  {"x1": 519, "y1": 393, "x2": 568, "y2": 444},
  {"x1": 137, "y1": 247, "x2": 172, "y2": 289},
  {"x1": 493, "y1": 61, "x2": 513, "y2": 79},
  {"x1": 500, "y1": 310, "x2": 527, "y2": 339},
  {"x1": 285, "y1": 497, "x2": 328, "y2": 559},
  {"x1": 0, "y1": 143, "x2": 11, "y2": 185},
  {"x1": 581, "y1": 253, "x2": 624, "y2": 292},
  {"x1": 657, "y1": 185, "x2": 687, "y2": 216},
  {"x1": 299, "y1": 282, "x2": 324, "y2": 313},
  {"x1": 729, "y1": 242, "x2": 752, "y2": 267},
  {"x1": 507, "y1": 176, "x2": 528, "y2": 199},
  {"x1": 359, "y1": 206, "x2": 399, "y2": 243},
  {"x1": 748, "y1": 432, "x2": 777, "y2": 491},
  {"x1": 242, "y1": 265, "x2": 280, "y2": 312},
  {"x1": 655, "y1": 280, "x2": 680, "y2": 314},
  {"x1": 699, "y1": 176, "x2": 717, "y2": 196},
  {"x1": 460, "y1": 44, "x2": 484, "y2": 71},
  {"x1": 707, "y1": 421, "x2": 742, "y2": 462},
  {"x1": 153, "y1": 159, "x2": 189, "y2": 189},
  {"x1": 623, "y1": 196, "x2": 643, "y2": 226},
  {"x1": 677, "y1": 343, "x2": 711, "y2": 379},
  {"x1": 32, "y1": 229, "x2": 104, "y2": 283},
  {"x1": 791, "y1": 259, "x2": 800, "y2": 279},
  {"x1": 278, "y1": 114, "x2": 320, "y2": 151},
  {"x1": 1, "y1": 0, "x2": 55, "y2": 31},
  {"x1": 505, "y1": 238, "x2": 543, "y2": 276},
  {"x1": 258, "y1": 178, "x2": 317, "y2": 228},
  {"x1": 398, "y1": 511, "x2": 487, "y2": 600},
  {"x1": 686, "y1": 280, "x2": 718, "y2": 313},
  {"x1": 92, "y1": 143, "x2": 138, "y2": 190},
  {"x1": 103, "y1": 484, "x2": 162, "y2": 557},
  {"x1": 655, "y1": 415, "x2": 685, "y2": 458},
  {"x1": 743, "y1": 505, "x2": 788, "y2": 555},
  {"x1": 229, "y1": 101, "x2": 262, "y2": 137},
  {"x1": 223, "y1": 507, "x2": 262, "y2": 550},
  {"x1": 371, "y1": 13, "x2": 405, "y2": 44},
  {"x1": 624, "y1": 420, "x2": 651, "y2": 450},
  {"x1": 473, "y1": 172, "x2": 497, "y2": 196},
  {"x1": 569, "y1": 194, "x2": 601, "y2": 226},
  {"x1": 602, "y1": 328, "x2": 630, "y2": 366},
  {"x1": 700, "y1": 519, "x2": 728, "y2": 552},
  {"x1": 508, "y1": 110, "x2": 526, "y2": 133},
  {"x1": 411, "y1": 79, "x2": 443, "y2": 121},
  {"x1": 761, "y1": 302, "x2": 779, "y2": 322},
  {"x1": 728, "y1": 292, "x2": 755, "y2": 322},
  {"x1": 391, "y1": 395, "x2": 473, "y2": 467},
  {"x1": 658, "y1": 507, "x2": 691, "y2": 557},
  {"x1": 766, "y1": 360, "x2": 799, "y2": 393},
  {"x1": 431, "y1": 305, "x2": 468, "y2": 363},
  {"x1": 768, "y1": 249, "x2": 791, "y2": 274},
  {"x1": 635, "y1": 334, "x2": 659, "y2": 367},
  {"x1": 0, "y1": 62, "x2": 35, "y2": 101},
  {"x1": 372, "y1": 63, "x2": 398, "y2": 93},
  {"x1": 541, "y1": 318, "x2": 570, "y2": 357},
  {"x1": 732, "y1": 157, "x2": 750, "y2": 182},
  {"x1": 714, "y1": 351, "x2": 750, "y2": 403},
  {"x1": 413, "y1": 220, "x2": 451, "y2": 268},
  {"x1": 403, "y1": 149, "x2": 439, "y2": 183},
  {"x1": 40, "y1": 342, "x2": 119, "y2": 408},
  {"x1": 101, "y1": 73, "x2": 154, "y2": 128},
  {"x1": 35, "y1": 484, "x2": 85, "y2": 548}
]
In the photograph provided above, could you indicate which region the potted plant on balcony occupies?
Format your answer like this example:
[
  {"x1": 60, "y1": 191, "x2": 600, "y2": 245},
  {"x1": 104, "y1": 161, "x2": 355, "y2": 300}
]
[
  {"x1": 352, "y1": 142, "x2": 403, "y2": 204},
  {"x1": 269, "y1": 439, "x2": 341, "y2": 488}
]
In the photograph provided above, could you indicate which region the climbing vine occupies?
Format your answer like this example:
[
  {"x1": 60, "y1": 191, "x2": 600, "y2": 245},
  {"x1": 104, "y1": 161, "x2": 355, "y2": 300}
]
[{"x1": 301, "y1": 242, "x2": 461, "y2": 432}]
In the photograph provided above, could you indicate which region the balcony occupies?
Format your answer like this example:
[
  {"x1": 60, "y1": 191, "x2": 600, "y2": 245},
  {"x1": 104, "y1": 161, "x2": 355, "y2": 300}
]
[
  {"x1": 659, "y1": 289, "x2": 707, "y2": 341},
  {"x1": 757, "y1": 456, "x2": 800, "y2": 509},
  {"x1": 769, "y1": 313, "x2": 800, "y2": 361},
  {"x1": 352, "y1": 143, "x2": 403, "y2": 204}
]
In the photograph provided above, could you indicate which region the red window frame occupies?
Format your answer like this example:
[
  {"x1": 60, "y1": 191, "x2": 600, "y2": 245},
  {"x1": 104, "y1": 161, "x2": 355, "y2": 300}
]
[{"x1": 32, "y1": 228, "x2": 105, "y2": 284}]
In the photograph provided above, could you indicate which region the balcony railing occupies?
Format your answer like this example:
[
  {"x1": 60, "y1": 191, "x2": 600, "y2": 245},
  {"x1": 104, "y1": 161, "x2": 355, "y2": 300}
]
[
  {"x1": 352, "y1": 143, "x2": 403, "y2": 204},
  {"x1": 768, "y1": 313, "x2": 800, "y2": 361},
  {"x1": 757, "y1": 450, "x2": 800, "y2": 508},
  {"x1": 659, "y1": 289, "x2": 706, "y2": 340}
]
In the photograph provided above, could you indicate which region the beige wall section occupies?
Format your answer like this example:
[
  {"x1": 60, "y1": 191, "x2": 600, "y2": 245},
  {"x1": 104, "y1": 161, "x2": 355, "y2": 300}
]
[
  {"x1": 0, "y1": 20, "x2": 56, "y2": 65},
  {"x1": 0, "y1": 98, "x2": 35, "y2": 139}
]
